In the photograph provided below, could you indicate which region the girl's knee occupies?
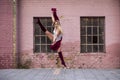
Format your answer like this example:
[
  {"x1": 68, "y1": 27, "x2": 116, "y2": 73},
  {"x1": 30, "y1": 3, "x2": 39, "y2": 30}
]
[
  {"x1": 45, "y1": 31, "x2": 53, "y2": 41},
  {"x1": 45, "y1": 30, "x2": 49, "y2": 34}
]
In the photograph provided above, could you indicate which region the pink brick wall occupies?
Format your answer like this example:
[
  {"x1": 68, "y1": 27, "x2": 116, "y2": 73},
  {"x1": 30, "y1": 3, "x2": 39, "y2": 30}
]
[
  {"x1": 17, "y1": 0, "x2": 120, "y2": 69},
  {"x1": 0, "y1": 0, "x2": 14, "y2": 68}
]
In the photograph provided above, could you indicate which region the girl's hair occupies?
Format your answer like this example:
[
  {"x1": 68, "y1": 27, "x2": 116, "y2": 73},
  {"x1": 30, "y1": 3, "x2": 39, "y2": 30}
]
[{"x1": 54, "y1": 21, "x2": 63, "y2": 34}]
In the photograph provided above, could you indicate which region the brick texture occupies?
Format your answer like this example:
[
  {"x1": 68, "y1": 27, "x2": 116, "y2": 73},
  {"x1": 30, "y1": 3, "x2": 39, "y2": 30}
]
[
  {"x1": 17, "y1": 0, "x2": 120, "y2": 69},
  {"x1": 0, "y1": 0, "x2": 14, "y2": 69}
]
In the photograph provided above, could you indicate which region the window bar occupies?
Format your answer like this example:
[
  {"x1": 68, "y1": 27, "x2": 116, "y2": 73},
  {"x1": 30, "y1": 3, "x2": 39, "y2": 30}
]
[
  {"x1": 103, "y1": 18, "x2": 105, "y2": 52},
  {"x1": 40, "y1": 35, "x2": 41, "y2": 53},
  {"x1": 86, "y1": 18, "x2": 88, "y2": 52},
  {"x1": 34, "y1": 21, "x2": 37, "y2": 52},
  {"x1": 45, "y1": 30, "x2": 47, "y2": 53},
  {"x1": 91, "y1": 18, "x2": 93, "y2": 52},
  {"x1": 45, "y1": 44, "x2": 47, "y2": 53},
  {"x1": 46, "y1": 38, "x2": 48, "y2": 53},
  {"x1": 96, "y1": 18, "x2": 98, "y2": 52},
  {"x1": 33, "y1": 32, "x2": 35, "y2": 52},
  {"x1": 98, "y1": 17, "x2": 100, "y2": 52},
  {"x1": 81, "y1": 19, "x2": 83, "y2": 52}
]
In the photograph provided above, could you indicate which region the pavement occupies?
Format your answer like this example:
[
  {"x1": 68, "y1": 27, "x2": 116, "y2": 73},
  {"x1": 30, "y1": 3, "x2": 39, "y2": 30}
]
[{"x1": 0, "y1": 69, "x2": 120, "y2": 80}]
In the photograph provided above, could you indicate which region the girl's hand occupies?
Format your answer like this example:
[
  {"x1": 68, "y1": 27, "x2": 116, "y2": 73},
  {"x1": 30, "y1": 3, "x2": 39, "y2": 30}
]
[{"x1": 51, "y1": 8, "x2": 56, "y2": 12}]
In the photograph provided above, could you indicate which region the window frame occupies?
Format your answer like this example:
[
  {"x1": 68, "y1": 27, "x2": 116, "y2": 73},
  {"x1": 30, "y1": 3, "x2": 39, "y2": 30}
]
[
  {"x1": 33, "y1": 17, "x2": 55, "y2": 53},
  {"x1": 80, "y1": 16, "x2": 106, "y2": 53}
]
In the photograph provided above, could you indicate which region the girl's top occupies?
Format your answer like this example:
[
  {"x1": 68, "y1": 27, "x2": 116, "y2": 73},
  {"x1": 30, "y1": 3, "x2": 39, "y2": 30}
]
[{"x1": 53, "y1": 28, "x2": 63, "y2": 42}]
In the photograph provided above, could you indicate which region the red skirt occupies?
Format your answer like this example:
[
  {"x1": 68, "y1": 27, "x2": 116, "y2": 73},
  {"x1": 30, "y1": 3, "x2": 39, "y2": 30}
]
[{"x1": 50, "y1": 40, "x2": 62, "y2": 51}]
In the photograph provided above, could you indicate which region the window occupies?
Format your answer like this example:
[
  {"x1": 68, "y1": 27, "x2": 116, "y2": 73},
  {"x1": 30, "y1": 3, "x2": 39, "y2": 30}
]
[
  {"x1": 33, "y1": 17, "x2": 54, "y2": 53},
  {"x1": 80, "y1": 17, "x2": 105, "y2": 53}
]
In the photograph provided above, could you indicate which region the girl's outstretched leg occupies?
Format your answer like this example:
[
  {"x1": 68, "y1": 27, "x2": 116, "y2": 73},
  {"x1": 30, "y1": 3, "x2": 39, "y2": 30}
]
[
  {"x1": 37, "y1": 18, "x2": 46, "y2": 32},
  {"x1": 45, "y1": 31, "x2": 53, "y2": 41},
  {"x1": 37, "y1": 18, "x2": 53, "y2": 41}
]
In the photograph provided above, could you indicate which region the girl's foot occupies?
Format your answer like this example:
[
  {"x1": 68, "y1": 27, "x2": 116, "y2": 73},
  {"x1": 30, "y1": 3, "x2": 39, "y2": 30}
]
[{"x1": 62, "y1": 65, "x2": 70, "y2": 69}]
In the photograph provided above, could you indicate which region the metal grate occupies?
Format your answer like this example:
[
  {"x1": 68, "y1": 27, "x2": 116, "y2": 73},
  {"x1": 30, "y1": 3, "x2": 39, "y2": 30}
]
[
  {"x1": 80, "y1": 17, "x2": 105, "y2": 53},
  {"x1": 33, "y1": 17, "x2": 54, "y2": 53}
]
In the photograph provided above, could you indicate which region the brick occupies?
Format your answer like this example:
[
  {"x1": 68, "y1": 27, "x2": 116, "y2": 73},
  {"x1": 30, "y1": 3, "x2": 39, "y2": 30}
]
[
  {"x1": 0, "y1": 0, "x2": 14, "y2": 69},
  {"x1": 1, "y1": 0, "x2": 120, "y2": 69}
]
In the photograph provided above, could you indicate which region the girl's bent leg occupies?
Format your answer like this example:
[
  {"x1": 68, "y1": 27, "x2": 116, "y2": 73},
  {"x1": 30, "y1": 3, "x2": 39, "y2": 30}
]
[{"x1": 45, "y1": 31, "x2": 53, "y2": 41}]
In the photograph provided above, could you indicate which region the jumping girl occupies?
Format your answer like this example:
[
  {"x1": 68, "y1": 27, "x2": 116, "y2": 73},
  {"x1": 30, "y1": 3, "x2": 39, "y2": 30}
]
[{"x1": 37, "y1": 8, "x2": 67, "y2": 68}]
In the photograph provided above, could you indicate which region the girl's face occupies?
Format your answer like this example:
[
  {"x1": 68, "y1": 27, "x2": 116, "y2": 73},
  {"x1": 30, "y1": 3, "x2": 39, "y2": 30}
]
[
  {"x1": 53, "y1": 21, "x2": 58, "y2": 27},
  {"x1": 53, "y1": 21, "x2": 60, "y2": 28}
]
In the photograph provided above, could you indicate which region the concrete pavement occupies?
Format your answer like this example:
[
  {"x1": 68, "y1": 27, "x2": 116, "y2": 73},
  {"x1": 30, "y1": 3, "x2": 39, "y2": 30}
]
[{"x1": 0, "y1": 69, "x2": 120, "y2": 80}]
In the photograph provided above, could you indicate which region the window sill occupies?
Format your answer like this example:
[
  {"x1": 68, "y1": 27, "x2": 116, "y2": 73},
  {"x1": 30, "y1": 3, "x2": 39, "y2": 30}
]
[{"x1": 79, "y1": 52, "x2": 106, "y2": 56}]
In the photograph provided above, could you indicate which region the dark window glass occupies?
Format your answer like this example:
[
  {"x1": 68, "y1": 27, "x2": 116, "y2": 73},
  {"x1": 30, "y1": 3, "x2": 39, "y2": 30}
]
[
  {"x1": 41, "y1": 36, "x2": 46, "y2": 44},
  {"x1": 93, "y1": 36, "x2": 98, "y2": 43},
  {"x1": 41, "y1": 45, "x2": 46, "y2": 53},
  {"x1": 87, "y1": 27, "x2": 92, "y2": 35},
  {"x1": 99, "y1": 45, "x2": 104, "y2": 52},
  {"x1": 81, "y1": 18, "x2": 87, "y2": 27},
  {"x1": 81, "y1": 27, "x2": 86, "y2": 35},
  {"x1": 99, "y1": 36, "x2": 104, "y2": 43},
  {"x1": 99, "y1": 18, "x2": 104, "y2": 27},
  {"x1": 87, "y1": 45, "x2": 92, "y2": 52},
  {"x1": 99, "y1": 27, "x2": 104, "y2": 35},
  {"x1": 81, "y1": 45, "x2": 86, "y2": 53},
  {"x1": 34, "y1": 25, "x2": 40, "y2": 35},
  {"x1": 87, "y1": 18, "x2": 92, "y2": 26},
  {"x1": 35, "y1": 36, "x2": 40, "y2": 44},
  {"x1": 87, "y1": 36, "x2": 92, "y2": 44},
  {"x1": 93, "y1": 27, "x2": 97, "y2": 35},
  {"x1": 81, "y1": 36, "x2": 86, "y2": 44},
  {"x1": 34, "y1": 45, "x2": 40, "y2": 53},
  {"x1": 93, "y1": 45, "x2": 98, "y2": 52},
  {"x1": 93, "y1": 18, "x2": 98, "y2": 26}
]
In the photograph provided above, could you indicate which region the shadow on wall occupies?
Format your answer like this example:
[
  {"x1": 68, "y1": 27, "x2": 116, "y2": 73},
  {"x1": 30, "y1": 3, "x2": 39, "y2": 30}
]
[{"x1": 16, "y1": 0, "x2": 23, "y2": 68}]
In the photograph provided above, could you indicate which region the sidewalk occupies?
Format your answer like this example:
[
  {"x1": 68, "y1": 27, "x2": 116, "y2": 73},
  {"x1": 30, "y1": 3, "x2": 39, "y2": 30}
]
[{"x1": 0, "y1": 69, "x2": 120, "y2": 80}]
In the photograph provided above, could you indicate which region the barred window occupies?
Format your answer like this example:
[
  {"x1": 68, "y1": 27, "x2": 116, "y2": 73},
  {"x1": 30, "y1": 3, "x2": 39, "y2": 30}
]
[
  {"x1": 33, "y1": 17, "x2": 54, "y2": 53},
  {"x1": 80, "y1": 17, "x2": 105, "y2": 53}
]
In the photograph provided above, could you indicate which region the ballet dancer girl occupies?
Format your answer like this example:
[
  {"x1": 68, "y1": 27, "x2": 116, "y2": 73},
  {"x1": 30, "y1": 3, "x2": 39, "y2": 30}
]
[{"x1": 37, "y1": 8, "x2": 67, "y2": 67}]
